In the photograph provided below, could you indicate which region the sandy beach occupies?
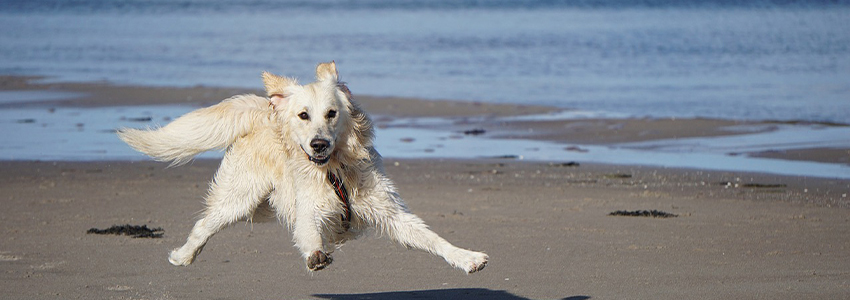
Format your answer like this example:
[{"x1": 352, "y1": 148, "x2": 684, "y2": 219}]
[{"x1": 1, "y1": 78, "x2": 849, "y2": 299}]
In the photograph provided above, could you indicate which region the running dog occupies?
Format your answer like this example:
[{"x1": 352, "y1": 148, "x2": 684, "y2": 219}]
[{"x1": 118, "y1": 62, "x2": 488, "y2": 273}]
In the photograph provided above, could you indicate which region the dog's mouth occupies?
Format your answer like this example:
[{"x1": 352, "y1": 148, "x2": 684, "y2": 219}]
[{"x1": 301, "y1": 146, "x2": 330, "y2": 165}]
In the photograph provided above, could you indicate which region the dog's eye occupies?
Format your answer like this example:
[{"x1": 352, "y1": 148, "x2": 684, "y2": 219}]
[
  {"x1": 298, "y1": 112, "x2": 310, "y2": 120},
  {"x1": 326, "y1": 110, "x2": 337, "y2": 119}
]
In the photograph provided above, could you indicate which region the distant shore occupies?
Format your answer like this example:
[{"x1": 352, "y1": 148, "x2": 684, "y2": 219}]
[{"x1": 2, "y1": 75, "x2": 848, "y2": 168}]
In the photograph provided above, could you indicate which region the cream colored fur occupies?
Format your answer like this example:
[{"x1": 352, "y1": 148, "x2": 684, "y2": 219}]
[{"x1": 117, "y1": 62, "x2": 488, "y2": 273}]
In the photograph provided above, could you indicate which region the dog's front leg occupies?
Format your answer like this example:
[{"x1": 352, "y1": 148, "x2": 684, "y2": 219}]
[{"x1": 292, "y1": 196, "x2": 332, "y2": 271}]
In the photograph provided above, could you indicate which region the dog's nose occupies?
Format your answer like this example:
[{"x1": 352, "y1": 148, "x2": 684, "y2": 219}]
[{"x1": 310, "y1": 138, "x2": 330, "y2": 153}]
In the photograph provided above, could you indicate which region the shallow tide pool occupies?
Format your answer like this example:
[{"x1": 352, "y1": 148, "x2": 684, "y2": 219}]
[{"x1": 1, "y1": 91, "x2": 848, "y2": 179}]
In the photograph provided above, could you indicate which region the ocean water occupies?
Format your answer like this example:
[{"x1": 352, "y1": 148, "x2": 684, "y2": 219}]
[{"x1": 1, "y1": 0, "x2": 849, "y2": 124}]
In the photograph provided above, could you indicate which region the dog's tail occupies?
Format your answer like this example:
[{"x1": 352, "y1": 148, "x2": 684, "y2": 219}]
[{"x1": 118, "y1": 94, "x2": 270, "y2": 166}]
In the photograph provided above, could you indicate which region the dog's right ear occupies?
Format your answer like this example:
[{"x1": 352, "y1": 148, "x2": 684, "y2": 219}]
[
  {"x1": 262, "y1": 71, "x2": 296, "y2": 109},
  {"x1": 269, "y1": 93, "x2": 287, "y2": 109}
]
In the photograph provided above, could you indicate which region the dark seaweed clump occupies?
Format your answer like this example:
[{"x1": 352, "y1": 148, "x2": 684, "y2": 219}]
[
  {"x1": 609, "y1": 210, "x2": 678, "y2": 218},
  {"x1": 463, "y1": 128, "x2": 486, "y2": 135},
  {"x1": 87, "y1": 224, "x2": 164, "y2": 238},
  {"x1": 716, "y1": 182, "x2": 787, "y2": 188}
]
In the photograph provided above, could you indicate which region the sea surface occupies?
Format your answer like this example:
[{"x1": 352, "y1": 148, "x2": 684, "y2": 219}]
[
  {"x1": 2, "y1": 0, "x2": 849, "y2": 124},
  {"x1": 1, "y1": 0, "x2": 849, "y2": 179}
]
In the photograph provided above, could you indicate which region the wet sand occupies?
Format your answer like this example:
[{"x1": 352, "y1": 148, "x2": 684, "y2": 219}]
[
  {"x1": 750, "y1": 148, "x2": 850, "y2": 166},
  {"x1": 0, "y1": 76, "x2": 553, "y2": 118},
  {"x1": 1, "y1": 77, "x2": 849, "y2": 299}
]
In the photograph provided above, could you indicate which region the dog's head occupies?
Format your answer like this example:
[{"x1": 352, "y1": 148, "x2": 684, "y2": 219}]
[{"x1": 262, "y1": 62, "x2": 373, "y2": 166}]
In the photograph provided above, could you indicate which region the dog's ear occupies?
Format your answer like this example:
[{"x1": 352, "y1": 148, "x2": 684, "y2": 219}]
[
  {"x1": 316, "y1": 61, "x2": 339, "y2": 82},
  {"x1": 262, "y1": 71, "x2": 296, "y2": 108},
  {"x1": 269, "y1": 93, "x2": 288, "y2": 109}
]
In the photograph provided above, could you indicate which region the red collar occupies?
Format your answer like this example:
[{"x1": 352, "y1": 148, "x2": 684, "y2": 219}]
[{"x1": 327, "y1": 171, "x2": 351, "y2": 231}]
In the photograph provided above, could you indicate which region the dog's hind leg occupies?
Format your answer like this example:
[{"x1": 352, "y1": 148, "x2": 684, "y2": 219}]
[
  {"x1": 367, "y1": 184, "x2": 488, "y2": 273},
  {"x1": 382, "y1": 210, "x2": 488, "y2": 273},
  {"x1": 168, "y1": 155, "x2": 271, "y2": 266}
]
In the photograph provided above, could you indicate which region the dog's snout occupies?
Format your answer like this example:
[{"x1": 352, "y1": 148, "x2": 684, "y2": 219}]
[{"x1": 310, "y1": 138, "x2": 330, "y2": 153}]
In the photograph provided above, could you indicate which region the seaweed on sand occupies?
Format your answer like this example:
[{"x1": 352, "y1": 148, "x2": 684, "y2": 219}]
[
  {"x1": 608, "y1": 210, "x2": 678, "y2": 218},
  {"x1": 87, "y1": 224, "x2": 164, "y2": 238}
]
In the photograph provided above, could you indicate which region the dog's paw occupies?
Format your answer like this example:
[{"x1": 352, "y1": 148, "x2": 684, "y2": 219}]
[
  {"x1": 450, "y1": 249, "x2": 489, "y2": 274},
  {"x1": 464, "y1": 252, "x2": 488, "y2": 274},
  {"x1": 306, "y1": 250, "x2": 333, "y2": 271},
  {"x1": 168, "y1": 248, "x2": 194, "y2": 266}
]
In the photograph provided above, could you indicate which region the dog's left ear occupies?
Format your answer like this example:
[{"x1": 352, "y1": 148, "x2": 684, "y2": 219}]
[
  {"x1": 316, "y1": 61, "x2": 339, "y2": 82},
  {"x1": 262, "y1": 71, "x2": 296, "y2": 109}
]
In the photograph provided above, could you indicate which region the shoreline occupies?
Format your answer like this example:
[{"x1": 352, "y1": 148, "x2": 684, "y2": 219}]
[{"x1": 1, "y1": 75, "x2": 849, "y2": 175}]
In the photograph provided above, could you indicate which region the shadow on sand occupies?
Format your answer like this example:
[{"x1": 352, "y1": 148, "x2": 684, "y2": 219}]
[{"x1": 314, "y1": 288, "x2": 589, "y2": 300}]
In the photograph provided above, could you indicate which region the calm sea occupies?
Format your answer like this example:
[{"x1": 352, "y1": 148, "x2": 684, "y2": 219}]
[{"x1": 1, "y1": 0, "x2": 849, "y2": 124}]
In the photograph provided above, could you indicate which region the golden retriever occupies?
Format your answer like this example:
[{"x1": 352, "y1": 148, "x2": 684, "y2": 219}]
[{"x1": 118, "y1": 62, "x2": 488, "y2": 273}]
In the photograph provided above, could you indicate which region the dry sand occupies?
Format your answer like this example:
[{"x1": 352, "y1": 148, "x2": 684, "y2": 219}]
[
  {"x1": 1, "y1": 160, "x2": 848, "y2": 299},
  {"x1": 1, "y1": 77, "x2": 849, "y2": 299}
]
